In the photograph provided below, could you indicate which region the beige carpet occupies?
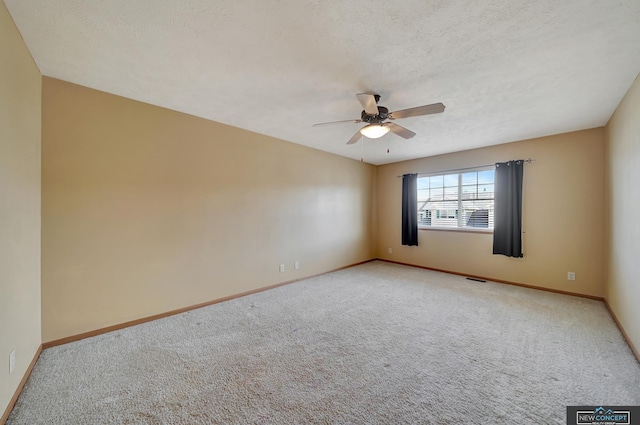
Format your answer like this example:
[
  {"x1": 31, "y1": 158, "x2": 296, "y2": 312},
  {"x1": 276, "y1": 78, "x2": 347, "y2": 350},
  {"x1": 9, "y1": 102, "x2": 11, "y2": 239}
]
[{"x1": 8, "y1": 261, "x2": 640, "y2": 424}]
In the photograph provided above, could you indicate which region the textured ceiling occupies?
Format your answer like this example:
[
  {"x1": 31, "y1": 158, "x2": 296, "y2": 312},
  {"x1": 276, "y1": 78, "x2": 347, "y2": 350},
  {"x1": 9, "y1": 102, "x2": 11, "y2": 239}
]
[{"x1": 5, "y1": 1, "x2": 640, "y2": 165}]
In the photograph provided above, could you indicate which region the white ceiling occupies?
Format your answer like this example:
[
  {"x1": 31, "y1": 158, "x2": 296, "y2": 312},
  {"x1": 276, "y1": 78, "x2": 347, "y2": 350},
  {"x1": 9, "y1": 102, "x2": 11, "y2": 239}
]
[{"x1": 5, "y1": 1, "x2": 640, "y2": 165}]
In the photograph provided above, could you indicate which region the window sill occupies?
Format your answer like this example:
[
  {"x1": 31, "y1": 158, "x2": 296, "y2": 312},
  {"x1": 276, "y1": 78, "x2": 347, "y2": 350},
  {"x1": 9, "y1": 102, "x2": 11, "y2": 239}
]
[{"x1": 418, "y1": 226, "x2": 493, "y2": 234}]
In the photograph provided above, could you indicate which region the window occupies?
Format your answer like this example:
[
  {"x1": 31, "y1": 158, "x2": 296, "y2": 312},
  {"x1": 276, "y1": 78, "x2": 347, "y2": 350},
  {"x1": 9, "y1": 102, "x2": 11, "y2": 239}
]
[{"x1": 417, "y1": 168, "x2": 495, "y2": 230}]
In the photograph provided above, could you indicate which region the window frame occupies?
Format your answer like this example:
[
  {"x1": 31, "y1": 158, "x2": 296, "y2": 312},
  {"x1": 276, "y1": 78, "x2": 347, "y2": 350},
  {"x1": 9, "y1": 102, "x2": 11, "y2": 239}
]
[{"x1": 417, "y1": 166, "x2": 495, "y2": 233}]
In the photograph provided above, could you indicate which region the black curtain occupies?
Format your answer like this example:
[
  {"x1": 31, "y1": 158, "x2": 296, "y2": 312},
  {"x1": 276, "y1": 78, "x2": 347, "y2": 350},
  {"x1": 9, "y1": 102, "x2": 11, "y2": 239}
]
[
  {"x1": 402, "y1": 173, "x2": 419, "y2": 246},
  {"x1": 493, "y1": 160, "x2": 524, "y2": 257}
]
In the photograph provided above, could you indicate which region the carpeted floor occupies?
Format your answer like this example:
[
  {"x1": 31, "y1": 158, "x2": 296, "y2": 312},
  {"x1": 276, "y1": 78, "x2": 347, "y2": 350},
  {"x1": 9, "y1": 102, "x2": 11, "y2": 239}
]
[{"x1": 8, "y1": 261, "x2": 640, "y2": 424}]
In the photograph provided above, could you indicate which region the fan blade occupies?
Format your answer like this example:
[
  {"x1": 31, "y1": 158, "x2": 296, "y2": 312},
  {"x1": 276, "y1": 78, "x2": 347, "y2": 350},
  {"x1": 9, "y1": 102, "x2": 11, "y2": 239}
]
[
  {"x1": 346, "y1": 130, "x2": 363, "y2": 145},
  {"x1": 389, "y1": 102, "x2": 445, "y2": 119},
  {"x1": 387, "y1": 122, "x2": 416, "y2": 139},
  {"x1": 312, "y1": 119, "x2": 362, "y2": 127},
  {"x1": 356, "y1": 93, "x2": 379, "y2": 116}
]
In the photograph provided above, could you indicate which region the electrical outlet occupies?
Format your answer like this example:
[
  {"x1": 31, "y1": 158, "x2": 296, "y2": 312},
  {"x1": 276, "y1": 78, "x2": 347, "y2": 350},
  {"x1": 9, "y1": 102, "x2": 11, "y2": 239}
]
[
  {"x1": 279, "y1": 264, "x2": 285, "y2": 273},
  {"x1": 294, "y1": 261, "x2": 300, "y2": 270},
  {"x1": 9, "y1": 350, "x2": 15, "y2": 374},
  {"x1": 567, "y1": 272, "x2": 576, "y2": 281},
  {"x1": 388, "y1": 248, "x2": 393, "y2": 254}
]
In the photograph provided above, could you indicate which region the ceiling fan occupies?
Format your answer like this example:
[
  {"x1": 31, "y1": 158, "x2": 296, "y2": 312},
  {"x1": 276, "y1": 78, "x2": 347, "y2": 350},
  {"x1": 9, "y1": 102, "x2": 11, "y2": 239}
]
[{"x1": 313, "y1": 93, "x2": 445, "y2": 144}]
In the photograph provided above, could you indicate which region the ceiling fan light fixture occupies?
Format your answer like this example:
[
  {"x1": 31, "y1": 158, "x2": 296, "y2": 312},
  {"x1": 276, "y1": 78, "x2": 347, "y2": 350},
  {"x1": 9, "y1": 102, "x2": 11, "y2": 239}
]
[{"x1": 360, "y1": 124, "x2": 389, "y2": 139}]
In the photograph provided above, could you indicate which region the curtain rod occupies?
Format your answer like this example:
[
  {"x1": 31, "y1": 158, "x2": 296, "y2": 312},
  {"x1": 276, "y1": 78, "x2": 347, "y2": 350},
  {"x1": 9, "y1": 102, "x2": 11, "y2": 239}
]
[{"x1": 396, "y1": 158, "x2": 535, "y2": 178}]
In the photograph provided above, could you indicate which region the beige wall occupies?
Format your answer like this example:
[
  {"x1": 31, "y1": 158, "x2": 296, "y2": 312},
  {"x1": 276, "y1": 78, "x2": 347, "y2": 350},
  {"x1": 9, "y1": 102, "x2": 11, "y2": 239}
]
[
  {"x1": 376, "y1": 129, "x2": 605, "y2": 297},
  {"x1": 0, "y1": 2, "x2": 42, "y2": 417},
  {"x1": 41, "y1": 77, "x2": 376, "y2": 343},
  {"x1": 605, "y1": 73, "x2": 640, "y2": 352}
]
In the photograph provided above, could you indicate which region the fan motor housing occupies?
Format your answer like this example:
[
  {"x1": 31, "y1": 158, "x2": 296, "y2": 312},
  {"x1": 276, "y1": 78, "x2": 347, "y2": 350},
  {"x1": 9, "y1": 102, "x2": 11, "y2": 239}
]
[{"x1": 361, "y1": 106, "x2": 389, "y2": 123}]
